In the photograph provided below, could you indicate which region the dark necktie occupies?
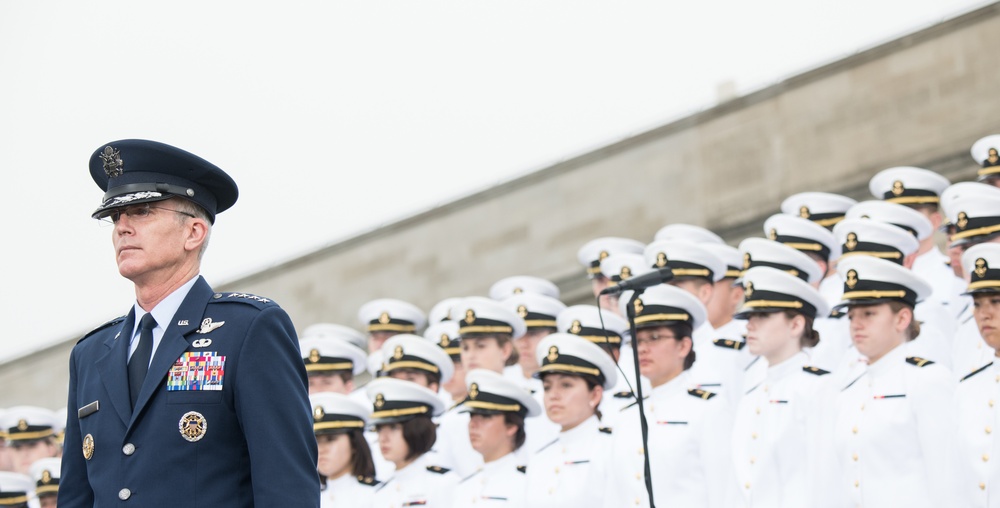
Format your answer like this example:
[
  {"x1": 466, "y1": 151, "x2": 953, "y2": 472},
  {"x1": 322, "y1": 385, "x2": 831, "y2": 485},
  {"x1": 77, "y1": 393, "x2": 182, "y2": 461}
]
[{"x1": 129, "y1": 313, "x2": 156, "y2": 409}]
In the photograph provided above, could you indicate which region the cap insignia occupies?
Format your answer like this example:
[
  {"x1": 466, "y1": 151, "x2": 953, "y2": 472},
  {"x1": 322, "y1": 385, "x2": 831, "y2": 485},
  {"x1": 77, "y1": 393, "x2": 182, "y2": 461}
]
[
  {"x1": 742, "y1": 253, "x2": 752, "y2": 270},
  {"x1": 655, "y1": 252, "x2": 668, "y2": 268},
  {"x1": 517, "y1": 305, "x2": 528, "y2": 318},
  {"x1": 799, "y1": 205, "x2": 810, "y2": 219},
  {"x1": 845, "y1": 232, "x2": 858, "y2": 251},
  {"x1": 374, "y1": 393, "x2": 385, "y2": 409},
  {"x1": 100, "y1": 145, "x2": 124, "y2": 178},
  {"x1": 620, "y1": 266, "x2": 632, "y2": 279},
  {"x1": 846, "y1": 269, "x2": 859, "y2": 289},
  {"x1": 976, "y1": 258, "x2": 988, "y2": 279},
  {"x1": 634, "y1": 298, "x2": 644, "y2": 314},
  {"x1": 308, "y1": 349, "x2": 320, "y2": 363},
  {"x1": 744, "y1": 281, "x2": 754, "y2": 298},
  {"x1": 378, "y1": 312, "x2": 391, "y2": 325},
  {"x1": 546, "y1": 346, "x2": 559, "y2": 363},
  {"x1": 513, "y1": 287, "x2": 523, "y2": 294},
  {"x1": 469, "y1": 383, "x2": 479, "y2": 399},
  {"x1": 17, "y1": 419, "x2": 27, "y2": 431},
  {"x1": 892, "y1": 180, "x2": 905, "y2": 196},
  {"x1": 440, "y1": 334, "x2": 451, "y2": 348},
  {"x1": 464, "y1": 309, "x2": 476, "y2": 325},
  {"x1": 313, "y1": 405, "x2": 325, "y2": 421},
  {"x1": 392, "y1": 345, "x2": 404, "y2": 361},
  {"x1": 41, "y1": 470, "x2": 51, "y2": 483},
  {"x1": 570, "y1": 320, "x2": 583, "y2": 334},
  {"x1": 599, "y1": 250, "x2": 609, "y2": 261},
  {"x1": 768, "y1": 228, "x2": 777, "y2": 241},
  {"x1": 958, "y1": 211, "x2": 969, "y2": 230}
]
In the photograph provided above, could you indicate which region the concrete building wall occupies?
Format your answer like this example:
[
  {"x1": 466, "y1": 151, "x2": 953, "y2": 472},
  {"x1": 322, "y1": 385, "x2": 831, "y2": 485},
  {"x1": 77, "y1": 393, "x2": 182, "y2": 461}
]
[{"x1": 4, "y1": 2, "x2": 1000, "y2": 409}]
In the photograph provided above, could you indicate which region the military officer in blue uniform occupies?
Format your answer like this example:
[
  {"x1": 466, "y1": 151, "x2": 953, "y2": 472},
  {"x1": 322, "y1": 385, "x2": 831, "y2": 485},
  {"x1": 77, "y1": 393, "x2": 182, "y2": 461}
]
[{"x1": 59, "y1": 139, "x2": 319, "y2": 507}]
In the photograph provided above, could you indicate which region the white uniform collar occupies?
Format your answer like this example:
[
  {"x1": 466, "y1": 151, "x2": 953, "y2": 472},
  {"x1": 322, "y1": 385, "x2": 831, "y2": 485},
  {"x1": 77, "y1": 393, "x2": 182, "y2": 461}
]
[
  {"x1": 866, "y1": 342, "x2": 907, "y2": 377},
  {"x1": 482, "y1": 452, "x2": 519, "y2": 473},
  {"x1": 650, "y1": 370, "x2": 691, "y2": 398},
  {"x1": 765, "y1": 351, "x2": 810, "y2": 382},
  {"x1": 559, "y1": 414, "x2": 600, "y2": 443}
]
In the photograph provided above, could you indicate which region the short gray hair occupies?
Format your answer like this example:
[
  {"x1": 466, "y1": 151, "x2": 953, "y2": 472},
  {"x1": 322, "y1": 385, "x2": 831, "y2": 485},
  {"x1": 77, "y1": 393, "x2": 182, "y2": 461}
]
[{"x1": 170, "y1": 198, "x2": 212, "y2": 259}]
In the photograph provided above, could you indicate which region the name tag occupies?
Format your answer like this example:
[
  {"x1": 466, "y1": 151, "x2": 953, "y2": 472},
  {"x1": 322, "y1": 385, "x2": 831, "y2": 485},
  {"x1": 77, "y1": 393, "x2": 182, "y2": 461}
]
[
  {"x1": 78, "y1": 400, "x2": 100, "y2": 419},
  {"x1": 168, "y1": 352, "x2": 226, "y2": 391}
]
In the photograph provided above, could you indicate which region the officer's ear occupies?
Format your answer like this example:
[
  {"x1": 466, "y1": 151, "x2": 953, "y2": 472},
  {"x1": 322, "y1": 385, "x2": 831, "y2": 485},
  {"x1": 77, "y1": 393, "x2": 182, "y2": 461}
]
[{"x1": 183, "y1": 217, "x2": 210, "y2": 255}]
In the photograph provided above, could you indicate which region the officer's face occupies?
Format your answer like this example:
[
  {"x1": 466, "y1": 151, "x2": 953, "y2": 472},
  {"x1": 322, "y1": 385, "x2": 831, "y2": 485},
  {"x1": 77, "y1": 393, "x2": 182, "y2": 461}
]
[
  {"x1": 0, "y1": 441, "x2": 12, "y2": 472},
  {"x1": 460, "y1": 337, "x2": 511, "y2": 373},
  {"x1": 38, "y1": 496, "x2": 56, "y2": 508},
  {"x1": 9, "y1": 439, "x2": 57, "y2": 474},
  {"x1": 376, "y1": 424, "x2": 409, "y2": 467},
  {"x1": 515, "y1": 330, "x2": 550, "y2": 374},
  {"x1": 635, "y1": 326, "x2": 689, "y2": 387},
  {"x1": 541, "y1": 374, "x2": 602, "y2": 430},
  {"x1": 847, "y1": 303, "x2": 908, "y2": 363},
  {"x1": 308, "y1": 373, "x2": 351, "y2": 395},
  {"x1": 111, "y1": 198, "x2": 201, "y2": 285},
  {"x1": 973, "y1": 294, "x2": 1000, "y2": 352},
  {"x1": 745, "y1": 312, "x2": 798, "y2": 359},
  {"x1": 316, "y1": 433, "x2": 352, "y2": 479},
  {"x1": 468, "y1": 413, "x2": 515, "y2": 461}
]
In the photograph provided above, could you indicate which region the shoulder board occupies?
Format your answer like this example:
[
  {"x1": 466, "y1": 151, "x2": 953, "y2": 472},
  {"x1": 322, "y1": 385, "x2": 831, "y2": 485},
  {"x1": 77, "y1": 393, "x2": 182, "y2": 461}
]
[
  {"x1": 79, "y1": 315, "x2": 127, "y2": 343},
  {"x1": 357, "y1": 475, "x2": 380, "y2": 486},
  {"x1": 802, "y1": 366, "x2": 830, "y2": 376},
  {"x1": 712, "y1": 338, "x2": 744, "y2": 350},
  {"x1": 962, "y1": 362, "x2": 994, "y2": 382},
  {"x1": 688, "y1": 388, "x2": 717, "y2": 400},
  {"x1": 598, "y1": 426, "x2": 612, "y2": 434},
  {"x1": 613, "y1": 391, "x2": 635, "y2": 399},
  {"x1": 209, "y1": 292, "x2": 277, "y2": 309},
  {"x1": 906, "y1": 356, "x2": 934, "y2": 367},
  {"x1": 516, "y1": 465, "x2": 527, "y2": 474},
  {"x1": 426, "y1": 465, "x2": 450, "y2": 475}
]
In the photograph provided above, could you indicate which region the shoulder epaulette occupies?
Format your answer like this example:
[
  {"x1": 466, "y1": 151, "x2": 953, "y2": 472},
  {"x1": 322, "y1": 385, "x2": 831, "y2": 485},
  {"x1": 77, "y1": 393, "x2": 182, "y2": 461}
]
[
  {"x1": 712, "y1": 338, "x2": 744, "y2": 350},
  {"x1": 209, "y1": 292, "x2": 277, "y2": 308},
  {"x1": 906, "y1": 356, "x2": 934, "y2": 367},
  {"x1": 962, "y1": 362, "x2": 994, "y2": 382},
  {"x1": 426, "y1": 465, "x2": 450, "y2": 474},
  {"x1": 803, "y1": 366, "x2": 830, "y2": 376},
  {"x1": 688, "y1": 388, "x2": 717, "y2": 400},
  {"x1": 516, "y1": 465, "x2": 527, "y2": 474},
  {"x1": 598, "y1": 426, "x2": 612, "y2": 434},
  {"x1": 613, "y1": 391, "x2": 634, "y2": 399},
  {"x1": 79, "y1": 315, "x2": 127, "y2": 343},
  {"x1": 357, "y1": 475, "x2": 380, "y2": 486}
]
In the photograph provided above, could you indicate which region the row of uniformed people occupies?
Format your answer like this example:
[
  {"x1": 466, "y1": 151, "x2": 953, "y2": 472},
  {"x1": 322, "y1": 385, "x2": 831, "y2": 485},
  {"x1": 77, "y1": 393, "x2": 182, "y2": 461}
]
[
  {"x1": 301, "y1": 239, "x2": 1000, "y2": 507},
  {"x1": 0, "y1": 407, "x2": 63, "y2": 506}
]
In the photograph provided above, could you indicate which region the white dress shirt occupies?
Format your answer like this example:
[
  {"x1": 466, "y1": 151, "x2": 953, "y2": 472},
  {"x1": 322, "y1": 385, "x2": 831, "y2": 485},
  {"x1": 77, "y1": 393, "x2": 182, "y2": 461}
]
[
  {"x1": 451, "y1": 452, "x2": 526, "y2": 507},
  {"x1": 372, "y1": 452, "x2": 459, "y2": 508},
  {"x1": 525, "y1": 415, "x2": 612, "y2": 508},
  {"x1": 956, "y1": 359, "x2": 1000, "y2": 507}
]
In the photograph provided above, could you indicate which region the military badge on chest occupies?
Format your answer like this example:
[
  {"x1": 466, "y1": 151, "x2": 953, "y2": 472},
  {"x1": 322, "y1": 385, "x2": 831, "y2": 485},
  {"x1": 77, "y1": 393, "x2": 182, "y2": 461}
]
[{"x1": 168, "y1": 351, "x2": 226, "y2": 391}]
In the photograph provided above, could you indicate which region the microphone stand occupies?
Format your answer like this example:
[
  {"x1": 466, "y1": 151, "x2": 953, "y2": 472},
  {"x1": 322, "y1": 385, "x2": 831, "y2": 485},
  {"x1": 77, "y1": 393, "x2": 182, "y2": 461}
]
[{"x1": 625, "y1": 288, "x2": 656, "y2": 508}]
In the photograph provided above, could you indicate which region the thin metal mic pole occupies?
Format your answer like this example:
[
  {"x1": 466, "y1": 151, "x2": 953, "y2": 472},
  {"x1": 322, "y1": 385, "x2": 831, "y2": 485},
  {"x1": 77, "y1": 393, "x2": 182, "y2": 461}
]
[{"x1": 626, "y1": 289, "x2": 656, "y2": 508}]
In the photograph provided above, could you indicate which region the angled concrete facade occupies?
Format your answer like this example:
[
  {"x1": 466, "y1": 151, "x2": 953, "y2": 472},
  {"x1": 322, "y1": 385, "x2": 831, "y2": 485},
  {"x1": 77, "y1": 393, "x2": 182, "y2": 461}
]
[{"x1": 4, "y1": 3, "x2": 1000, "y2": 409}]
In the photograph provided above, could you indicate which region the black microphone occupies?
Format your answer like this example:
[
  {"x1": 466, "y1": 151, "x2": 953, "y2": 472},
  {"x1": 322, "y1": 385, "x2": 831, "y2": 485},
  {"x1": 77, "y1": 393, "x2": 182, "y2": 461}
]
[{"x1": 599, "y1": 268, "x2": 674, "y2": 295}]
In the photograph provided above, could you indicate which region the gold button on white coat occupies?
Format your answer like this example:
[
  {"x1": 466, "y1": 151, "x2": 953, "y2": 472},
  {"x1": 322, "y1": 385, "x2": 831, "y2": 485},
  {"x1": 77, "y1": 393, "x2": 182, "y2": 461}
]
[
  {"x1": 981, "y1": 482, "x2": 987, "y2": 490},
  {"x1": 118, "y1": 488, "x2": 131, "y2": 500},
  {"x1": 122, "y1": 443, "x2": 135, "y2": 456}
]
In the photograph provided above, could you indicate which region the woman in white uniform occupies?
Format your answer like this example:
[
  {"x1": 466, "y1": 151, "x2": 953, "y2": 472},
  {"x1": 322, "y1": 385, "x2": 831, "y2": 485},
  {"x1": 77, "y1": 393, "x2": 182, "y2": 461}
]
[
  {"x1": 368, "y1": 378, "x2": 458, "y2": 508},
  {"x1": 603, "y1": 284, "x2": 735, "y2": 508},
  {"x1": 956, "y1": 243, "x2": 1000, "y2": 506},
  {"x1": 730, "y1": 266, "x2": 832, "y2": 507},
  {"x1": 525, "y1": 333, "x2": 617, "y2": 508},
  {"x1": 452, "y1": 369, "x2": 541, "y2": 507},
  {"x1": 309, "y1": 392, "x2": 378, "y2": 507},
  {"x1": 831, "y1": 256, "x2": 956, "y2": 507}
]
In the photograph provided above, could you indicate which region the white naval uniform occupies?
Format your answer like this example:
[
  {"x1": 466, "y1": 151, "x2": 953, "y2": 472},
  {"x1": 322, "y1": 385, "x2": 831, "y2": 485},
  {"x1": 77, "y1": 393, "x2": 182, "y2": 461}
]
[
  {"x1": 321, "y1": 473, "x2": 376, "y2": 508},
  {"x1": 732, "y1": 352, "x2": 833, "y2": 507},
  {"x1": 435, "y1": 409, "x2": 482, "y2": 478},
  {"x1": 832, "y1": 344, "x2": 957, "y2": 507},
  {"x1": 913, "y1": 246, "x2": 969, "y2": 320},
  {"x1": 954, "y1": 312, "x2": 995, "y2": 381},
  {"x1": 525, "y1": 415, "x2": 613, "y2": 508},
  {"x1": 451, "y1": 452, "x2": 526, "y2": 507},
  {"x1": 690, "y1": 321, "x2": 742, "y2": 406},
  {"x1": 957, "y1": 360, "x2": 1000, "y2": 507},
  {"x1": 604, "y1": 371, "x2": 735, "y2": 508},
  {"x1": 372, "y1": 453, "x2": 459, "y2": 508},
  {"x1": 809, "y1": 315, "x2": 851, "y2": 374}
]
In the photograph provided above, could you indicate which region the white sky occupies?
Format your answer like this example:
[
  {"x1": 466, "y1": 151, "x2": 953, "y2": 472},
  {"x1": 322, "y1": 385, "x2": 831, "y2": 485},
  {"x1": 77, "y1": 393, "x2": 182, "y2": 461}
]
[{"x1": 0, "y1": 0, "x2": 988, "y2": 364}]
